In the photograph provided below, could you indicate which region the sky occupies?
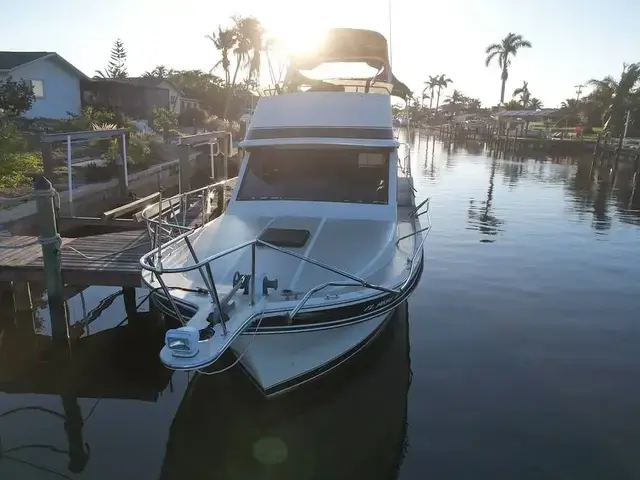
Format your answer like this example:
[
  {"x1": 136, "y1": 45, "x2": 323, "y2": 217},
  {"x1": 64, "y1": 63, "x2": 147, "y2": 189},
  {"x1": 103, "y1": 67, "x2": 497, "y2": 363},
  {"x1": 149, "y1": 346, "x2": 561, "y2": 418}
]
[{"x1": 1, "y1": 0, "x2": 638, "y2": 108}]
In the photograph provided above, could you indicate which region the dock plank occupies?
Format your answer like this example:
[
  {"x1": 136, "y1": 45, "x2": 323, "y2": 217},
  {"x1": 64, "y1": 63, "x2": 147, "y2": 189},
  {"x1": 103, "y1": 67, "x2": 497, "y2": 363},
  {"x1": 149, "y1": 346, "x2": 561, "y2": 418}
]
[
  {"x1": 0, "y1": 186, "x2": 234, "y2": 288},
  {"x1": 0, "y1": 231, "x2": 152, "y2": 287}
]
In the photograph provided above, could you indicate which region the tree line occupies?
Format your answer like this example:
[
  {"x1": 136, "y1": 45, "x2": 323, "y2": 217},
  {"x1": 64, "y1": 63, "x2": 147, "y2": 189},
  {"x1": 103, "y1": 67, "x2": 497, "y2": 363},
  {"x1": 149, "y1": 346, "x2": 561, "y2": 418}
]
[{"x1": 418, "y1": 31, "x2": 639, "y2": 136}]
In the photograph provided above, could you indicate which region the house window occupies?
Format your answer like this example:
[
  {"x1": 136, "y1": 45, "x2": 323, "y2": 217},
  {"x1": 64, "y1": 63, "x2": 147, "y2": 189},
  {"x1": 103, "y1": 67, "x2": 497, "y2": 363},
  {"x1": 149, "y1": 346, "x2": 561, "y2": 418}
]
[
  {"x1": 170, "y1": 95, "x2": 176, "y2": 105},
  {"x1": 30, "y1": 79, "x2": 44, "y2": 98}
]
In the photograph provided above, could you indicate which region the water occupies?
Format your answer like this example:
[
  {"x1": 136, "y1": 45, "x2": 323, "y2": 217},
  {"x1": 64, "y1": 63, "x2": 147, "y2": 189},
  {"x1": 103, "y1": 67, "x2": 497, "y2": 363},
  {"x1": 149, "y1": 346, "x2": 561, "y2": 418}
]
[{"x1": 1, "y1": 133, "x2": 640, "y2": 479}]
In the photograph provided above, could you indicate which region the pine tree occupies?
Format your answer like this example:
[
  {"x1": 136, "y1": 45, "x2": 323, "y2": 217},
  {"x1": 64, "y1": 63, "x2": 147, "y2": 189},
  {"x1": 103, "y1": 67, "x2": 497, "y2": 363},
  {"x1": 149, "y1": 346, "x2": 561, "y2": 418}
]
[{"x1": 94, "y1": 39, "x2": 128, "y2": 79}]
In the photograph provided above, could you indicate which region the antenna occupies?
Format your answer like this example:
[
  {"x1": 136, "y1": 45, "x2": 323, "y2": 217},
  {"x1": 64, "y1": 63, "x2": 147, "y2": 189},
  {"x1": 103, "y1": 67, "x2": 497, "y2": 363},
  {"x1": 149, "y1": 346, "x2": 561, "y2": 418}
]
[{"x1": 388, "y1": 0, "x2": 393, "y2": 69}]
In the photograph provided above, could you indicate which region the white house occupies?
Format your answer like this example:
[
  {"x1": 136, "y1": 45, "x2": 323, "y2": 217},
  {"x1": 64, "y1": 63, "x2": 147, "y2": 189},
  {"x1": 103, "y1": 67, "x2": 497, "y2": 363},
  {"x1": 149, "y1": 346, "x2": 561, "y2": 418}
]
[{"x1": 0, "y1": 51, "x2": 88, "y2": 119}]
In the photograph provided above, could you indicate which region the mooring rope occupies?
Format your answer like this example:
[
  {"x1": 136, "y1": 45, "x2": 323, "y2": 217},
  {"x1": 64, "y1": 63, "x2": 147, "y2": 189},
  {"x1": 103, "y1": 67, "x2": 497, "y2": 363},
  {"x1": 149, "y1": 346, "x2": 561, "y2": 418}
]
[{"x1": 196, "y1": 299, "x2": 269, "y2": 376}]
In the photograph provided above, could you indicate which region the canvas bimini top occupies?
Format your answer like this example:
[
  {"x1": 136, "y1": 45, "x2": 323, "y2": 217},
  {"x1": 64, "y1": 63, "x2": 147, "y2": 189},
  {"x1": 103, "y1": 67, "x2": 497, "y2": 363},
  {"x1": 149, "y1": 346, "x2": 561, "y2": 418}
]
[
  {"x1": 283, "y1": 28, "x2": 411, "y2": 101},
  {"x1": 239, "y1": 92, "x2": 398, "y2": 149},
  {"x1": 241, "y1": 28, "x2": 409, "y2": 149}
]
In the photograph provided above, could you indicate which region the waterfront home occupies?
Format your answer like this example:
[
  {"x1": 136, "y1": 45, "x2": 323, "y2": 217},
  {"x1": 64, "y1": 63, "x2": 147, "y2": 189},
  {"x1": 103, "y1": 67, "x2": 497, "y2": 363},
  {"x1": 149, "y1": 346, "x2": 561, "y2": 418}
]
[{"x1": 0, "y1": 51, "x2": 89, "y2": 119}]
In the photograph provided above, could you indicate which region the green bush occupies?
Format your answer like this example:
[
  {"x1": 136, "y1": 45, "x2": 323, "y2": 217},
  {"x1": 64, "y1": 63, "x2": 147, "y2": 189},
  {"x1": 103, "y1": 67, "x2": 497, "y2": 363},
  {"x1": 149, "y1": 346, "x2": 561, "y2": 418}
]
[
  {"x1": 179, "y1": 106, "x2": 206, "y2": 127},
  {"x1": 127, "y1": 132, "x2": 153, "y2": 168},
  {"x1": 0, "y1": 120, "x2": 42, "y2": 188},
  {"x1": 83, "y1": 162, "x2": 114, "y2": 183},
  {"x1": 0, "y1": 151, "x2": 41, "y2": 188}
]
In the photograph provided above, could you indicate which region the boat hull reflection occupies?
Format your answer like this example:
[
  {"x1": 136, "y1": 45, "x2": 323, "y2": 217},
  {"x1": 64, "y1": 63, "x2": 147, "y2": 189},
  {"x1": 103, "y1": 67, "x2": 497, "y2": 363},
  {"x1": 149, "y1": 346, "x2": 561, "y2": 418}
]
[{"x1": 160, "y1": 302, "x2": 412, "y2": 480}]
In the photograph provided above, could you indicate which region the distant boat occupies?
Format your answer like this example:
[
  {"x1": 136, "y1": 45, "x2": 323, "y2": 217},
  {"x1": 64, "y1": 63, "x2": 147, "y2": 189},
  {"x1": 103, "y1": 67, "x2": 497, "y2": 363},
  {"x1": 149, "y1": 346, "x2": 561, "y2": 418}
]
[{"x1": 140, "y1": 27, "x2": 428, "y2": 397}]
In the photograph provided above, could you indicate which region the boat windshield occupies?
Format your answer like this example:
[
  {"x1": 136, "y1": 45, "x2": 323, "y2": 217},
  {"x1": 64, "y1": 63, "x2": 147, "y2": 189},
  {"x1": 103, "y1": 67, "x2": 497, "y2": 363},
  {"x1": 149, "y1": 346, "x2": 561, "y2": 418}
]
[{"x1": 236, "y1": 148, "x2": 389, "y2": 204}]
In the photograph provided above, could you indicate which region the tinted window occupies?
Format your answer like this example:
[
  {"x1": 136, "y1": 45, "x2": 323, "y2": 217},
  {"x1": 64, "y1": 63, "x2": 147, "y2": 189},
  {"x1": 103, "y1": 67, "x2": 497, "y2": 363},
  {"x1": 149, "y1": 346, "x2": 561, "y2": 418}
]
[{"x1": 237, "y1": 148, "x2": 389, "y2": 204}]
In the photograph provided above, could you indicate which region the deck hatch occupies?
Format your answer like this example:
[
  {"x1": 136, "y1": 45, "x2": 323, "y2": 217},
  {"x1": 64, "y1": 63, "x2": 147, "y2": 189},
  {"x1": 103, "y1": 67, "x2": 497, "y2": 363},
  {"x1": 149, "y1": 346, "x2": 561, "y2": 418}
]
[{"x1": 258, "y1": 228, "x2": 310, "y2": 248}]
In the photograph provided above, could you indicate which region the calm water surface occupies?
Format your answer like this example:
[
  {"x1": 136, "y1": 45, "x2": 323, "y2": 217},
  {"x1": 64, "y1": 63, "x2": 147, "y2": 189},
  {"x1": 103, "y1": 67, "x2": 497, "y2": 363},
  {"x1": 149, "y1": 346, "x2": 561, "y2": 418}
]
[{"x1": 1, "y1": 132, "x2": 639, "y2": 479}]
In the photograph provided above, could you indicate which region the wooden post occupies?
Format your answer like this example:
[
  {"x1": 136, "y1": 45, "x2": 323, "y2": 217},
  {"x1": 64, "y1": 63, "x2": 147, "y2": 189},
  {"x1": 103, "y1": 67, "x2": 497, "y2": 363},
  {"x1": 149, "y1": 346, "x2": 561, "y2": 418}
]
[
  {"x1": 62, "y1": 395, "x2": 90, "y2": 473},
  {"x1": 221, "y1": 134, "x2": 229, "y2": 180},
  {"x1": 178, "y1": 145, "x2": 191, "y2": 194},
  {"x1": 34, "y1": 176, "x2": 68, "y2": 343},
  {"x1": 613, "y1": 134, "x2": 624, "y2": 172},
  {"x1": 116, "y1": 134, "x2": 129, "y2": 198},
  {"x1": 41, "y1": 142, "x2": 54, "y2": 182},
  {"x1": 12, "y1": 281, "x2": 32, "y2": 313},
  {"x1": 123, "y1": 287, "x2": 137, "y2": 319}
]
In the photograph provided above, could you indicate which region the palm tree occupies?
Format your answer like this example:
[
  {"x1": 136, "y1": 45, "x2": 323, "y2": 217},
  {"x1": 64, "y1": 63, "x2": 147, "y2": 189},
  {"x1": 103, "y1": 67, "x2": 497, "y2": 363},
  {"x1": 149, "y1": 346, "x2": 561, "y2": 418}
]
[
  {"x1": 222, "y1": 16, "x2": 264, "y2": 119},
  {"x1": 485, "y1": 33, "x2": 532, "y2": 104},
  {"x1": 444, "y1": 89, "x2": 465, "y2": 105},
  {"x1": 560, "y1": 98, "x2": 583, "y2": 126},
  {"x1": 424, "y1": 75, "x2": 439, "y2": 110},
  {"x1": 467, "y1": 98, "x2": 482, "y2": 111},
  {"x1": 421, "y1": 92, "x2": 430, "y2": 108},
  {"x1": 512, "y1": 81, "x2": 531, "y2": 107},
  {"x1": 588, "y1": 62, "x2": 640, "y2": 135},
  {"x1": 206, "y1": 26, "x2": 236, "y2": 87},
  {"x1": 435, "y1": 74, "x2": 452, "y2": 111},
  {"x1": 143, "y1": 65, "x2": 171, "y2": 79},
  {"x1": 529, "y1": 98, "x2": 543, "y2": 110}
]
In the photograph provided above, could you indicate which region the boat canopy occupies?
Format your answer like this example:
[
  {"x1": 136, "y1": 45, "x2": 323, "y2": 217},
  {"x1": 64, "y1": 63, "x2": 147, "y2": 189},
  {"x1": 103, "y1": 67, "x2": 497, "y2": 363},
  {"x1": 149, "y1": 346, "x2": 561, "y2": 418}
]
[{"x1": 283, "y1": 28, "x2": 412, "y2": 101}]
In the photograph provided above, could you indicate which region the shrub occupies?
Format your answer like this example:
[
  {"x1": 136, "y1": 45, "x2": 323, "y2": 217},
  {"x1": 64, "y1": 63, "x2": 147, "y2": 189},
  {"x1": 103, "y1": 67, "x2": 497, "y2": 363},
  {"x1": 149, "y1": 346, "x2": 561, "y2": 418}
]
[
  {"x1": 127, "y1": 132, "x2": 153, "y2": 168},
  {"x1": 0, "y1": 120, "x2": 42, "y2": 188},
  {"x1": 83, "y1": 162, "x2": 114, "y2": 183},
  {"x1": 0, "y1": 76, "x2": 35, "y2": 116},
  {"x1": 151, "y1": 107, "x2": 178, "y2": 141},
  {"x1": 179, "y1": 106, "x2": 206, "y2": 127}
]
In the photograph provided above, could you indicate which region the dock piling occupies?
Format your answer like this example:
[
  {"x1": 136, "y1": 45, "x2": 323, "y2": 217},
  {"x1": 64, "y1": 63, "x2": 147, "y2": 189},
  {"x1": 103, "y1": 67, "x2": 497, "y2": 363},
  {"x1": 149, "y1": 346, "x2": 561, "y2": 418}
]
[
  {"x1": 12, "y1": 281, "x2": 33, "y2": 314},
  {"x1": 34, "y1": 176, "x2": 69, "y2": 343},
  {"x1": 123, "y1": 287, "x2": 138, "y2": 320}
]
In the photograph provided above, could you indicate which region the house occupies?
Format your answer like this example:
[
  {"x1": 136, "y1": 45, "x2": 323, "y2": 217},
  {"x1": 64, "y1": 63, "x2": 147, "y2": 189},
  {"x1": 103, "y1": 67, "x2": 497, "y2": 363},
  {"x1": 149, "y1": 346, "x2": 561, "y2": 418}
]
[
  {"x1": 82, "y1": 77, "x2": 200, "y2": 120},
  {"x1": 0, "y1": 51, "x2": 88, "y2": 119}
]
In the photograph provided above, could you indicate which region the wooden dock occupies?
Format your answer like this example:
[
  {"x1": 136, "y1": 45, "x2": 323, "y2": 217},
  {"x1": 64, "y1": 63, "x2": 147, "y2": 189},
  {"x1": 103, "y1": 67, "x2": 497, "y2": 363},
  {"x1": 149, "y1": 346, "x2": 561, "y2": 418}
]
[{"x1": 0, "y1": 230, "x2": 150, "y2": 287}]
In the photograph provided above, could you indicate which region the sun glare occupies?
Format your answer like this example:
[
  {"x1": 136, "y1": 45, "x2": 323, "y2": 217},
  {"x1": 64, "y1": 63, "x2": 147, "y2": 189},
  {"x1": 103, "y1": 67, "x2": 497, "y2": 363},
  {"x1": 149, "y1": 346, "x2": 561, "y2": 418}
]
[{"x1": 271, "y1": 25, "x2": 326, "y2": 57}]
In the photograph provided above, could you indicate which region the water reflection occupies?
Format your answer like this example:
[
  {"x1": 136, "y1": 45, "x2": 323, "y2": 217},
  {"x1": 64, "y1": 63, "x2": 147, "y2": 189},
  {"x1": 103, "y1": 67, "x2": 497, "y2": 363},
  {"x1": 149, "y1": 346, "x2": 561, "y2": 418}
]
[
  {"x1": 0, "y1": 288, "x2": 180, "y2": 479},
  {"x1": 467, "y1": 158, "x2": 504, "y2": 242},
  {"x1": 160, "y1": 303, "x2": 411, "y2": 480},
  {"x1": 404, "y1": 131, "x2": 640, "y2": 237}
]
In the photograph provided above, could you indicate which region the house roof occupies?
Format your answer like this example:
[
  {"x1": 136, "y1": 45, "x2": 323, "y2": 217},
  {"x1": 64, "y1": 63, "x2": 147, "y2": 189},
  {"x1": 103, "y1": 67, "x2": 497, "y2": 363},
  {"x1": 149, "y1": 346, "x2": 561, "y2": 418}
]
[
  {"x1": 0, "y1": 51, "x2": 89, "y2": 79},
  {"x1": 0, "y1": 51, "x2": 51, "y2": 70},
  {"x1": 98, "y1": 76, "x2": 185, "y2": 95},
  {"x1": 496, "y1": 109, "x2": 561, "y2": 118}
]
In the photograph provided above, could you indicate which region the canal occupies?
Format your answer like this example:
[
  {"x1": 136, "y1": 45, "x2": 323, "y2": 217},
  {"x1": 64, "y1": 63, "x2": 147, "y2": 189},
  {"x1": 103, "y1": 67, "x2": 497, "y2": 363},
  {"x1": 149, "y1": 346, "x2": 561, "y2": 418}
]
[{"x1": 1, "y1": 132, "x2": 639, "y2": 479}]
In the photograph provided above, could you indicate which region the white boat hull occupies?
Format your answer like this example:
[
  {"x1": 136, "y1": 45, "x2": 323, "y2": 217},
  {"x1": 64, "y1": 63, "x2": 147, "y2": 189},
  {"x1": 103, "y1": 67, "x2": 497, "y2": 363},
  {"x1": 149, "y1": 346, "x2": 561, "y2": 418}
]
[{"x1": 232, "y1": 309, "x2": 393, "y2": 396}]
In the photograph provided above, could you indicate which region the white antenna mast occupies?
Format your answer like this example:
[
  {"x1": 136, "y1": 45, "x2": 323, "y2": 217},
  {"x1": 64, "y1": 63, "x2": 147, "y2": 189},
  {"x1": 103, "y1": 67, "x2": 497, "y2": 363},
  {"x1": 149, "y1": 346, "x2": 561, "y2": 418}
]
[{"x1": 388, "y1": 0, "x2": 393, "y2": 69}]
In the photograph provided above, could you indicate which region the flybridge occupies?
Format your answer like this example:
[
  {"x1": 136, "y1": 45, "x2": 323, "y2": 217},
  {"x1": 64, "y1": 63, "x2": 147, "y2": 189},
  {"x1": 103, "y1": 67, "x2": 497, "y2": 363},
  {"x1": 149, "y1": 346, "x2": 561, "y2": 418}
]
[
  {"x1": 239, "y1": 92, "x2": 398, "y2": 148},
  {"x1": 257, "y1": 28, "x2": 411, "y2": 101}
]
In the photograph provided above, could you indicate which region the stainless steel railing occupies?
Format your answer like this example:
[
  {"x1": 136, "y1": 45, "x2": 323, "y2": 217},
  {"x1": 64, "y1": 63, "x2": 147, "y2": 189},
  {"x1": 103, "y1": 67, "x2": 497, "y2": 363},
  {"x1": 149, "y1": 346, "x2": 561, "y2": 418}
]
[{"x1": 139, "y1": 196, "x2": 431, "y2": 330}]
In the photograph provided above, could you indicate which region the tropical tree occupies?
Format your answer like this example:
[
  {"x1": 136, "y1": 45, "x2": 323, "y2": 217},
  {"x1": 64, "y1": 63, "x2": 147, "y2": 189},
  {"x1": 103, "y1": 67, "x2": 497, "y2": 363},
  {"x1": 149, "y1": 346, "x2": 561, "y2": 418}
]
[
  {"x1": 485, "y1": 33, "x2": 532, "y2": 104},
  {"x1": 512, "y1": 81, "x2": 531, "y2": 107},
  {"x1": 421, "y1": 91, "x2": 430, "y2": 108},
  {"x1": 206, "y1": 26, "x2": 236, "y2": 87},
  {"x1": 587, "y1": 62, "x2": 640, "y2": 135},
  {"x1": 223, "y1": 16, "x2": 264, "y2": 119},
  {"x1": 444, "y1": 89, "x2": 465, "y2": 106},
  {"x1": 503, "y1": 99, "x2": 521, "y2": 110},
  {"x1": 0, "y1": 76, "x2": 35, "y2": 116},
  {"x1": 529, "y1": 98, "x2": 543, "y2": 110},
  {"x1": 143, "y1": 65, "x2": 172, "y2": 79},
  {"x1": 423, "y1": 75, "x2": 439, "y2": 110},
  {"x1": 467, "y1": 98, "x2": 482, "y2": 112},
  {"x1": 95, "y1": 39, "x2": 128, "y2": 79},
  {"x1": 560, "y1": 98, "x2": 583, "y2": 125},
  {"x1": 435, "y1": 74, "x2": 452, "y2": 111}
]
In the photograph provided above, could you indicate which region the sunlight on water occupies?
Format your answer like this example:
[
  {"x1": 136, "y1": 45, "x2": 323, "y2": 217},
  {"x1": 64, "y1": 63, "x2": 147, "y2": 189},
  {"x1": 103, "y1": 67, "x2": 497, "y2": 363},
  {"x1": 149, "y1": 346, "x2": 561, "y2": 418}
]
[{"x1": 1, "y1": 131, "x2": 639, "y2": 479}]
